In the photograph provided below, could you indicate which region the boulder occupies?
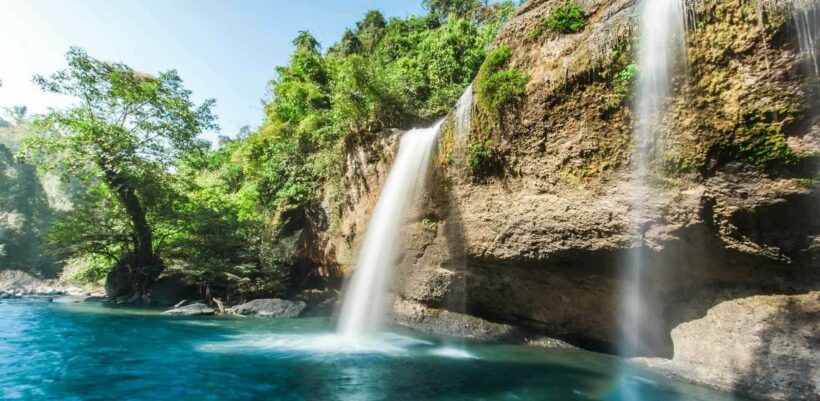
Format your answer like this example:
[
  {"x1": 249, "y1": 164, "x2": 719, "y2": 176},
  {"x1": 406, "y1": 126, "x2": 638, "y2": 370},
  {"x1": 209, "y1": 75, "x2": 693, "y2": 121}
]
[
  {"x1": 636, "y1": 292, "x2": 820, "y2": 401},
  {"x1": 147, "y1": 275, "x2": 198, "y2": 307},
  {"x1": 160, "y1": 302, "x2": 215, "y2": 316},
  {"x1": 227, "y1": 299, "x2": 306, "y2": 318}
]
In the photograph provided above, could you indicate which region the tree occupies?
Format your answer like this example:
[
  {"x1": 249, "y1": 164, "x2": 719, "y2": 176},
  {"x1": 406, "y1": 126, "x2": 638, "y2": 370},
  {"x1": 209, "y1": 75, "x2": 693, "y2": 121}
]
[
  {"x1": 357, "y1": 10, "x2": 387, "y2": 52},
  {"x1": 18, "y1": 47, "x2": 217, "y2": 296},
  {"x1": 423, "y1": 0, "x2": 485, "y2": 21}
]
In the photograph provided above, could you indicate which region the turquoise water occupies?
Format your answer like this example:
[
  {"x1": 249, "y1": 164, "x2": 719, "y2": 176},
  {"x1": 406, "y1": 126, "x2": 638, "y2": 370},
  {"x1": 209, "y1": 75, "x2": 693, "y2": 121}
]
[{"x1": 0, "y1": 298, "x2": 749, "y2": 401}]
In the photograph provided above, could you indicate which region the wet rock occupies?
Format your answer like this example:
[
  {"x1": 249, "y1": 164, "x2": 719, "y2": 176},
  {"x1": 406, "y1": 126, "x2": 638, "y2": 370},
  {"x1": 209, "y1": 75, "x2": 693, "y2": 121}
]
[
  {"x1": 391, "y1": 298, "x2": 523, "y2": 342},
  {"x1": 525, "y1": 336, "x2": 577, "y2": 349},
  {"x1": 227, "y1": 299, "x2": 306, "y2": 318},
  {"x1": 160, "y1": 302, "x2": 215, "y2": 316},
  {"x1": 173, "y1": 299, "x2": 191, "y2": 308},
  {"x1": 635, "y1": 292, "x2": 820, "y2": 401},
  {"x1": 83, "y1": 296, "x2": 107, "y2": 302}
]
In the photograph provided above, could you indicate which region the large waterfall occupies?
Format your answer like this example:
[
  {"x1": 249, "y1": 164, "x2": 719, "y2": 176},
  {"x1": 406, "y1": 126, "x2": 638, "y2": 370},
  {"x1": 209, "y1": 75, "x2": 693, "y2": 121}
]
[
  {"x1": 621, "y1": 0, "x2": 687, "y2": 357},
  {"x1": 337, "y1": 122, "x2": 442, "y2": 340}
]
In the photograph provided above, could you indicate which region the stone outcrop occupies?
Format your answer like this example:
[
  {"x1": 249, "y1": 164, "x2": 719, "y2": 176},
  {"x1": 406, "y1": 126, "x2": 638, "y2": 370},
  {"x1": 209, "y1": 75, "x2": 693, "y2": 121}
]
[
  {"x1": 636, "y1": 292, "x2": 820, "y2": 401},
  {"x1": 275, "y1": 0, "x2": 820, "y2": 398},
  {"x1": 0, "y1": 269, "x2": 103, "y2": 298},
  {"x1": 226, "y1": 298, "x2": 306, "y2": 318},
  {"x1": 317, "y1": 0, "x2": 819, "y2": 353},
  {"x1": 160, "y1": 302, "x2": 215, "y2": 316},
  {"x1": 391, "y1": 297, "x2": 524, "y2": 341}
]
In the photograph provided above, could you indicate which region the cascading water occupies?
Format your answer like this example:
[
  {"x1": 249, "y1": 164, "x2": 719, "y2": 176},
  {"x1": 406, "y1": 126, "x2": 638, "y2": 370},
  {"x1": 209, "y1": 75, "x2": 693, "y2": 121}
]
[
  {"x1": 337, "y1": 122, "x2": 442, "y2": 341},
  {"x1": 792, "y1": 0, "x2": 820, "y2": 81},
  {"x1": 454, "y1": 83, "x2": 474, "y2": 147},
  {"x1": 621, "y1": 0, "x2": 687, "y2": 358}
]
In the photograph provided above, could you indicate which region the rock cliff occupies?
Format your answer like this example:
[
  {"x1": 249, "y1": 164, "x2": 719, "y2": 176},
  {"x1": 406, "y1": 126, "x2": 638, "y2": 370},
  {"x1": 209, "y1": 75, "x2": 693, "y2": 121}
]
[{"x1": 306, "y1": 0, "x2": 819, "y2": 398}]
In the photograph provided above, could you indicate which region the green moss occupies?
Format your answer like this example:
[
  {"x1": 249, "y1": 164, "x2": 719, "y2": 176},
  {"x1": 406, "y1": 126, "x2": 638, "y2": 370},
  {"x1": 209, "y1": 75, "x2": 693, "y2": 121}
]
[
  {"x1": 731, "y1": 120, "x2": 797, "y2": 167},
  {"x1": 476, "y1": 46, "x2": 530, "y2": 121}
]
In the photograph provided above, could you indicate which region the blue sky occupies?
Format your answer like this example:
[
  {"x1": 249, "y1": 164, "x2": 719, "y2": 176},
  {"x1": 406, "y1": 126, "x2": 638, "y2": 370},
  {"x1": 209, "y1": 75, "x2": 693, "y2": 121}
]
[{"x1": 0, "y1": 0, "x2": 427, "y2": 142}]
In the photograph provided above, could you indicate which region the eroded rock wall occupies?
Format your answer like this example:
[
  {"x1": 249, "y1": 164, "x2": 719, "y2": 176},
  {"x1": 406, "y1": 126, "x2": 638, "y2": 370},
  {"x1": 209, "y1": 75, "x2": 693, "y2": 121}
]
[{"x1": 320, "y1": 0, "x2": 819, "y2": 361}]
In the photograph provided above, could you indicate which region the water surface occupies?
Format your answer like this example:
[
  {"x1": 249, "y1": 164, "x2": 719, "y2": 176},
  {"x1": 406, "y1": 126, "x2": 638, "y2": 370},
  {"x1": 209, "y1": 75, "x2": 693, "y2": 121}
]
[{"x1": 0, "y1": 299, "x2": 749, "y2": 401}]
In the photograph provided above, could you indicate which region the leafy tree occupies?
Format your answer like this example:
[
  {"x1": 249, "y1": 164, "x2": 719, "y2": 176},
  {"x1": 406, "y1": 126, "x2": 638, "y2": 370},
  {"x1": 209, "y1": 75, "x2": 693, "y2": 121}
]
[
  {"x1": 19, "y1": 47, "x2": 216, "y2": 295},
  {"x1": 424, "y1": 0, "x2": 485, "y2": 21},
  {"x1": 357, "y1": 10, "x2": 387, "y2": 52}
]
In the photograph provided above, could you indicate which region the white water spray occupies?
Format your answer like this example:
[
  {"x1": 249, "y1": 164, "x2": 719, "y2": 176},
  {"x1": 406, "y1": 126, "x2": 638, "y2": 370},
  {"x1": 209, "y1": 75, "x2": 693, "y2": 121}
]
[
  {"x1": 337, "y1": 122, "x2": 442, "y2": 340},
  {"x1": 621, "y1": 0, "x2": 687, "y2": 357},
  {"x1": 454, "y1": 83, "x2": 473, "y2": 144},
  {"x1": 793, "y1": 0, "x2": 820, "y2": 82}
]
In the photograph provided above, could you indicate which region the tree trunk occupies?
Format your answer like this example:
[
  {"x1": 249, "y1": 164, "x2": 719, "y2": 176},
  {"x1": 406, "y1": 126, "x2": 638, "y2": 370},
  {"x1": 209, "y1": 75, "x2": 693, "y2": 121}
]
[{"x1": 102, "y1": 167, "x2": 161, "y2": 296}]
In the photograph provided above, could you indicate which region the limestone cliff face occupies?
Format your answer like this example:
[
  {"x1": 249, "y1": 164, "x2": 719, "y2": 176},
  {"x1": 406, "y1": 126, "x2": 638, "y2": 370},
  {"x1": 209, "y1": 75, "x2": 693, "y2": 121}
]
[{"x1": 318, "y1": 0, "x2": 818, "y2": 366}]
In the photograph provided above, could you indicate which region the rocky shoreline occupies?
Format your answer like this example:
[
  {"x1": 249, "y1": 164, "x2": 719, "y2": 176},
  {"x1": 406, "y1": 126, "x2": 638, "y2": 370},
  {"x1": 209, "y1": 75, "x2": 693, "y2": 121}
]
[{"x1": 0, "y1": 270, "x2": 104, "y2": 301}]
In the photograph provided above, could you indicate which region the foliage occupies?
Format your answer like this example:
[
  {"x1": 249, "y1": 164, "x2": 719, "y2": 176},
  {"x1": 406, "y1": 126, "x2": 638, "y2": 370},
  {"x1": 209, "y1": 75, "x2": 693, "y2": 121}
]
[
  {"x1": 424, "y1": 0, "x2": 484, "y2": 21},
  {"x1": 476, "y1": 46, "x2": 530, "y2": 119},
  {"x1": 60, "y1": 254, "x2": 111, "y2": 284},
  {"x1": 467, "y1": 139, "x2": 495, "y2": 176},
  {"x1": 250, "y1": 3, "x2": 514, "y2": 220},
  {"x1": 18, "y1": 47, "x2": 216, "y2": 292},
  {"x1": 546, "y1": 3, "x2": 587, "y2": 34},
  {"x1": 15, "y1": 1, "x2": 519, "y2": 299},
  {"x1": 613, "y1": 63, "x2": 638, "y2": 94},
  {"x1": 0, "y1": 120, "x2": 60, "y2": 275}
]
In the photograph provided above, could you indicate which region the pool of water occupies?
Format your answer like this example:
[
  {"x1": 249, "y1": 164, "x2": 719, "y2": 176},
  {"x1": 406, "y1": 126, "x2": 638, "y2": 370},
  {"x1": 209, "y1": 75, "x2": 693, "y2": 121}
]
[{"x1": 0, "y1": 298, "x2": 749, "y2": 401}]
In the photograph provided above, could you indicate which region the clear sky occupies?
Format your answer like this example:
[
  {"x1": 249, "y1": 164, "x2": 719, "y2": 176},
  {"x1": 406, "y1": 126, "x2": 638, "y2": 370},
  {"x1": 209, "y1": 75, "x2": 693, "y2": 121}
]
[{"x1": 0, "y1": 0, "x2": 427, "y2": 142}]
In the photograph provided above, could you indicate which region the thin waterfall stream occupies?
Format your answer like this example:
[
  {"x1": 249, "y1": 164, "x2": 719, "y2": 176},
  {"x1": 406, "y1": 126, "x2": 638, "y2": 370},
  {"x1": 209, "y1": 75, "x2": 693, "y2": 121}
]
[
  {"x1": 337, "y1": 122, "x2": 443, "y2": 341},
  {"x1": 621, "y1": 0, "x2": 687, "y2": 357}
]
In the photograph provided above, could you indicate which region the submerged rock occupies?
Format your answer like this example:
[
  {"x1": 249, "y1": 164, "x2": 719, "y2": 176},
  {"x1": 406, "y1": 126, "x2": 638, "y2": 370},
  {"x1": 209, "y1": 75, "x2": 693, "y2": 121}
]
[
  {"x1": 160, "y1": 302, "x2": 215, "y2": 316},
  {"x1": 635, "y1": 292, "x2": 820, "y2": 401},
  {"x1": 226, "y1": 299, "x2": 306, "y2": 318}
]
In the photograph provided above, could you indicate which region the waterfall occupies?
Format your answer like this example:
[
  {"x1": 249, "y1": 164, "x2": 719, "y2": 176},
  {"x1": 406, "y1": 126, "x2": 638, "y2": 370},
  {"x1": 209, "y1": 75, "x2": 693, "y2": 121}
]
[
  {"x1": 621, "y1": 0, "x2": 687, "y2": 357},
  {"x1": 454, "y1": 83, "x2": 473, "y2": 145},
  {"x1": 793, "y1": 0, "x2": 820, "y2": 82},
  {"x1": 337, "y1": 122, "x2": 442, "y2": 340}
]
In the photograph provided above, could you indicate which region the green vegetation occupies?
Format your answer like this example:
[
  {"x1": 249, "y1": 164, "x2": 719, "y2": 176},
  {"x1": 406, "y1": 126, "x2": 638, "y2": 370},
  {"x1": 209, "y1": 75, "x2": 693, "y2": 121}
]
[
  {"x1": 731, "y1": 120, "x2": 798, "y2": 167},
  {"x1": 476, "y1": 46, "x2": 530, "y2": 120},
  {"x1": 7, "y1": 1, "x2": 517, "y2": 301},
  {"x1": 467, "y1": 139, "x2": 495, "y2": 176},
  {"x1": 531, "y1": 2, "x2": 587, "y2": 38},
  {"x1": 18, "y1": 47, "x2": 217, "y2": 295},
  {"x1": 612, "y1": 63, "x2": 638, "y2": 94},
  {"x1": 0, "y1": 111, "x2": 61, "y2": 276},
  {"x1": 546, "y1": 3, "x2": 587, "y2": 33}
]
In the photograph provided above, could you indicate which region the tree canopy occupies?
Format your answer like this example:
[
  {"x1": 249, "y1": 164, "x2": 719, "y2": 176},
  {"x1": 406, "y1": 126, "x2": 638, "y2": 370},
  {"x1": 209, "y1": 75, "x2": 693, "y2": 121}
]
[{"x1": 19, "y1": 47, "x2": 217, "y2": 296}]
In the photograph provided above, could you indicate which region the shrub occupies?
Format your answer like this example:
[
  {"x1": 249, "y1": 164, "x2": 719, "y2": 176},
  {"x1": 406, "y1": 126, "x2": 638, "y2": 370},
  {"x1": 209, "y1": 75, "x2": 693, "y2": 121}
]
[
  {"x1": 613, "y1": 63, "x2": 638, "y2": 94},
  {"x1": 476, "y1": 46, "x2": 530, "y2": 119},
  {"x1": 546, "y1": 3, "x2": 586, "y2": 34},
  {"x1": 468, "y1": 140, "x2": 495, "y2": 175}
]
